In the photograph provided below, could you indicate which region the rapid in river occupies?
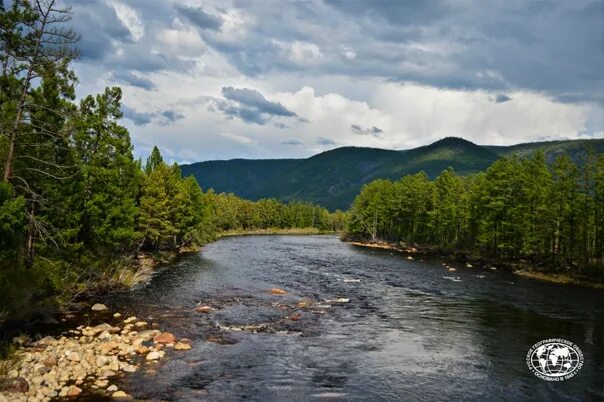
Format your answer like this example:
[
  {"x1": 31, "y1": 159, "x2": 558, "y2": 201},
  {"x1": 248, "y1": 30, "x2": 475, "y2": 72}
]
[{"x1": 57, "y1": 235, "x2": 604, "y2": 400}]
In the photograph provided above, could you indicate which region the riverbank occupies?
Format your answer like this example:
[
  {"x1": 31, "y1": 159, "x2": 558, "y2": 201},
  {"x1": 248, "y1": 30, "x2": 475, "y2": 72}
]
[
  {"x1": 0, "y1": 305, "x2": 193, "y2": 401},
  {"x1": 346, "y1": 240, "x2": 604, "y2": 289},
  {"x1": 218, "y1": 227, "x2": 336, "y2": 237}
]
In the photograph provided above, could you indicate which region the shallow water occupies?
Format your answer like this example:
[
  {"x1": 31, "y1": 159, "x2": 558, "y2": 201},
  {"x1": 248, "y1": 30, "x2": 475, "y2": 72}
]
[{"x1": 105, "y1": 235, "x2": 603, "y2": 401}]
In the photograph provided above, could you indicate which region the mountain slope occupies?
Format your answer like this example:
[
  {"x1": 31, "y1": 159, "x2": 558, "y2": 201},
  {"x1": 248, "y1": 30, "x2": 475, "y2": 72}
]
[
  {"x1": 180, "y1": 158, "x2": 301, "y2": 198},
  {"x1": 181, "y1": 137, "x2": 603, "y2": 210}
]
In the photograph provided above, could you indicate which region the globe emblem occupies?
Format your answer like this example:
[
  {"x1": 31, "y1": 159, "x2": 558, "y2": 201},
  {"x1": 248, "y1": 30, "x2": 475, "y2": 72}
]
[{"x1": 526, "y1": 339, "x2": 584, "y2": 381}]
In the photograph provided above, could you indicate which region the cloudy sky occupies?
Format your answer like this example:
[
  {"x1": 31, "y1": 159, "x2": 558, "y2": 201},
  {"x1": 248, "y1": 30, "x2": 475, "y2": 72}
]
[{"x1": 65, "y1": 0, "x2": 604, "y2": 163}]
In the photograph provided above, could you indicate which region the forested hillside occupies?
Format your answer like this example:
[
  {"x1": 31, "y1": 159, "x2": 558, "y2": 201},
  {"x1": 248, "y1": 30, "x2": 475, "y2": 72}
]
[
  {"x1": 345, "y1": 151, "x2": 604, "y2": 282},
  {"x1": 0, "y1": 1, "x2": 342, "y2": 324},
  {"x1": 182, "y1": 137, "x2": 603, "y2": 210}
]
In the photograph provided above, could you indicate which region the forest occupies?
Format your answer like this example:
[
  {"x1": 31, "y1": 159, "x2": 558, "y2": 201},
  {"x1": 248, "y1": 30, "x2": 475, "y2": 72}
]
[
  {"x1": 345, "y1": 152, "x2": 604, "y2": 279},
  {"x1": 0, "y1": 1, "x2": 343, "y2": 324}
]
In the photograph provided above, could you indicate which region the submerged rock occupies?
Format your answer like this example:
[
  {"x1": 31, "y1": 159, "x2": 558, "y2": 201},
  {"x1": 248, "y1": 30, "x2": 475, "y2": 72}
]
[
  {"x1": 195, "y1": 305, "x2": 213, "y2": 313},
  {"x1": 112, "y1": 390, "x2": 131, "y2": 399},
  {"x1": 270, "y1": 288, "x2": 288, "y2": 295},
  {"x1": 174, "y1": 342, "x2": 192, "y2": 350}
]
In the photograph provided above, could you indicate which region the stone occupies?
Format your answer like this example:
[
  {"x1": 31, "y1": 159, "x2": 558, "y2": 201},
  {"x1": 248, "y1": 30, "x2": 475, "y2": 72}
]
[
  {"x1": 66, "y1": 386, "x2": 82, "y2": 397},
  {"x1": 136, "y1": 346, "x2": 149, "y2": 355},
  {"x1": 4, "y1": 377, "x2": 29, "y2": 393},
  {"x1": 195, "y1": 305, "x2": 213, "y2": 313},
  {"x1": 37, "y1": 336, "x2": 55, "y2": 346},
  {"x1": 146, "y1": 351, "x2": 161, "y2": 361},
  {"x1": 134, "y1": 321, "x2": 147, "y2": 328},
  {"x1": 112, "y1": 390, "x2": 130, "y2": 399},
  {"x1": 289, "y1": 313, "x2": 301, "y2": 321},
  {"x1": 296, "y1": 300, "x2": 311, "y2": 308},
  {"x1": 107, "y1": 385, "x2": 118, "y2": 392},
  {"x1": 42, "y1": 356, "x2": 57, "y2": 368},
  {"x1": 122, "y1": 316, "x2": 137, "y2": 324},
  {"x1": 98, "y1": 341, "x2": 119, "y2": 355},
  {"x1": 154, "y1": 332, "x2": 176, "y2": 344},
  {"x1": 448, "y1": 267, "x2": 456, "y2": 272},
  {"x1": 173, "y1": 342, "x2": 192, "y2": 350},
  {"x1": 66, "y1": 352, "x2": 80, "y2": 362},
  {"x1": 95, "y1": 379, "x2": 109, "y2": 388},
  {"x1": 270, "y1": 288, "x2": 287, "y2": 295},
  {"x1": 91, "y1": 303, "x2": 108, "y2": 311},
  {"x1": 122, "y1": 364, "x2": 136, "y2": 373},
  {"x1": 113, "y1": 313, "x2": 122, "y2": 318},
  {"x1": 97, "y1": 331, "x2": 111, "y2": 340}
]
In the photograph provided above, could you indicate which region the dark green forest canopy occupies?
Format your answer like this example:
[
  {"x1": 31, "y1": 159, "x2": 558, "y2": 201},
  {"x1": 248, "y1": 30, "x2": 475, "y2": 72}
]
[
  {"x1": 182, "y1": 137, "x2": 604, "y2": 210},
  {"x1": 345, "y1": 152, "x2": 604, "y2": 276}
]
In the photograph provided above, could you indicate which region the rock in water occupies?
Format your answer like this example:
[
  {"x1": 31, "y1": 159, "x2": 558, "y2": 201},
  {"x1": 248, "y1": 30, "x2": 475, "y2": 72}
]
[
  {"x1": 91, "y1": 303, "x2": 108, "y2": 311},
  {"x1": 195, "y1": 305, "x2": 213, "y2": 313},
  {"x1": 271, "y1": 288, "x2": 287, "y2": 295},
  {"x1": 112, "y1": 390, "x2": 131, "y2": 399},
  {"x1": 154, "y1": 332, "x2": 176, "y2": 344},
  {"x1": 174, "y1": 342, "x2": 192, "y2": 350},
  {"x1": 146, "y1": 351, "x2": 161, "y2": 360}
]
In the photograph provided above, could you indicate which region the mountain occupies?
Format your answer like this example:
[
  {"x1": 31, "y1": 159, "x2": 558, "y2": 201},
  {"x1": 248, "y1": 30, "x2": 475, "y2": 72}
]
[{"x1": 181, "y1": 137, "x2": 603, "y2": 210}]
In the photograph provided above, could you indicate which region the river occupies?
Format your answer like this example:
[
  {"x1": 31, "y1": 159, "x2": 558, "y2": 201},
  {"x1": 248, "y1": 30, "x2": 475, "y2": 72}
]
[{"x1": 97, "y1": 235, "x2": 603, "y2": 401}]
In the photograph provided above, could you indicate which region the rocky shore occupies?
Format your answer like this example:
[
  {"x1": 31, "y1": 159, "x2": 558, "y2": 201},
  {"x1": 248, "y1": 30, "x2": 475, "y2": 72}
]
[
  {"x1": 0, "y1": 304, "x2": 191, "y2": 401},
  {"x1": 346, "y1": 240, "x2": 603, "y2": 289}
]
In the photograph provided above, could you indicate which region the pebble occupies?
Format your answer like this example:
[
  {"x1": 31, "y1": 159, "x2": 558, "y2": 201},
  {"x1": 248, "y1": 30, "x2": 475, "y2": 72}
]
[{"x1": 1, "y1": 310, "x2": 187, "y2": 400}]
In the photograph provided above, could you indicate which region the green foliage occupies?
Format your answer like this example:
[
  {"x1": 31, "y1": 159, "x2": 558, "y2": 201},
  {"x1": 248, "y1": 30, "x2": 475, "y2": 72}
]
[{"x1": 346, "y1": 151, "x2": 604, "y2": 273}]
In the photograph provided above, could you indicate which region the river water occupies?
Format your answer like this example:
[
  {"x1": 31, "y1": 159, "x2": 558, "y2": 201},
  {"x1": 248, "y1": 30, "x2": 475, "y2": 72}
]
[{"x1": 105, "y1": 235, "x2": 603, "y2": 401}]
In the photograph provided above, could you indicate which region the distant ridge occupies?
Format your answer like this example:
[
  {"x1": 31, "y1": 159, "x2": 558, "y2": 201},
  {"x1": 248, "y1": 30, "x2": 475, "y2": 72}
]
[{"x1": 181, "y1": 137, "x2": 604, "y2": 210}]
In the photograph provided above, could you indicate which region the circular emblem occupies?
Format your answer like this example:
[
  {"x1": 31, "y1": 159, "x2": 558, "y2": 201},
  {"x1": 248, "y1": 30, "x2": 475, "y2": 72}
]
[{"x1": 526, "y1": 338, "x2": 583, "y2": 381}]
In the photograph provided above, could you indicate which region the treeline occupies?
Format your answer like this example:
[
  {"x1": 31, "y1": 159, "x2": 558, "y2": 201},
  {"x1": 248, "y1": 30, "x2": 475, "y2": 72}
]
[
  {"x1": 0, "y1": 2, "x2": 342, "y2": 322},
  {"x1": 346, "y1": 152, "x2": 604, "y2": 271}
]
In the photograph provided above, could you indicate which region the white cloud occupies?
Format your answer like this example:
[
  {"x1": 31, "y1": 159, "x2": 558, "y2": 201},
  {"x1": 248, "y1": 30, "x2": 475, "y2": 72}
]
[{"x1": 110, "y1": 1, "x2": 144, "y2": 41}]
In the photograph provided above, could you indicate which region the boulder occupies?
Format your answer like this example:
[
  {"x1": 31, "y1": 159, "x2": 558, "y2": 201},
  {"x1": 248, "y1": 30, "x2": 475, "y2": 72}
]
[
  {"x1": 270, "y1": 288, "x2": 287, "y2": 295},
  {"x1": 195, "y1": 305, "x2": 213, "y2": 313},
  {"x1": 91, "y1": 303, "x2": 108, "y2": 312},
  {"x1": 107, "y1": 385, "x2": 118, "y2": 392},
  {"x1": 66, "y1": 352, "x2": 80, "y2": 362},
  {"x1": 154, "y1": 332, "x2": 176, "y2": 344}
]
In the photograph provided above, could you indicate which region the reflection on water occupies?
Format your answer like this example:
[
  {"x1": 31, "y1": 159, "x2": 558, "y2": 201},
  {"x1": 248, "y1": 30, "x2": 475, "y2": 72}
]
[{"x1": 107, "y1": 235, "x2": 603, "y2": 401}]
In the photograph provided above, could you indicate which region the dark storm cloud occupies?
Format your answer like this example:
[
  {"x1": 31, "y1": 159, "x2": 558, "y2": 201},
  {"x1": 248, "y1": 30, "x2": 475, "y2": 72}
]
[
  {"x1": 222, "y1": 87, "x2": 297, "y2": 118},
  {"x1": 351, "y1": 124, "x2": 383, "y2": 137},
  {"x1": 122, "y1": 105, "x2": 153, "y2": 126},
  {"x1": 208, "y1": 87, "x2": 299, "y2": 125},
  {"x1": 175, "y1": 5, "x2": 222, "y2": 30},
  {"x1": 122, "y1": 105, "x2": 183, "y2": 126},
  {"x1": 495, "y1": 94, "x2": 512, "y2": 103},
  {"x1": 111, "y1": 71, "x2": 156, "y2": 90},
  {"x1": 281, "y1": 139, "x2": 304, "y2": 146},
  {"x1": 317, "y1": 137, "x2": 336, "y2": 146},
  {"x1": 66, "y1": 0, "x2": 603, "y2": 104}
]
